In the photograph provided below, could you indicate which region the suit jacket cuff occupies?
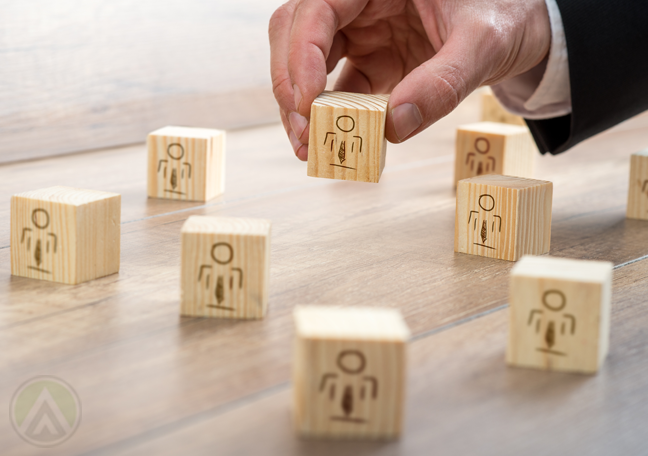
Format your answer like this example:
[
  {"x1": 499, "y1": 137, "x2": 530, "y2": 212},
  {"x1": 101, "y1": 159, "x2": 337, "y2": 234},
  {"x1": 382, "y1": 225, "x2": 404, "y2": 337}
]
[{"x1": 490, "y1": 0, "x2": 572, "y2": 119}]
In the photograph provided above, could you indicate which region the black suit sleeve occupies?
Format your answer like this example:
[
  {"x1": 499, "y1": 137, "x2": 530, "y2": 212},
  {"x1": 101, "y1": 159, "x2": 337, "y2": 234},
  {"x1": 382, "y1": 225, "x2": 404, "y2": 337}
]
[{"x1": 526, "y1": 1, "x2": 648, "y2": 155}]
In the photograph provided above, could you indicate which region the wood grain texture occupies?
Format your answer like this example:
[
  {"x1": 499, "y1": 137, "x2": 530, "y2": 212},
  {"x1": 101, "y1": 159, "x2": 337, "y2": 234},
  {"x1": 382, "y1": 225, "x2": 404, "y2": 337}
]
[
  {"x1": 455, "y1": 175, "x2": 553, "y2": 261},
  {"x1": 293, "y1": 306, "x2": 409, "y2": 439},
  {"x1": 10, "y1": 186, "x2": 120, "y2": 284},
  {"x1": 308, "y1": 91, "x2": 389, "y2": 183},
  {"x1": 507, "y1": 255, "x2": 613, "y2": 373},
  {"x1": 626, "y1": 149, "x2": 648, "y2": 220},
  {"x1": 112, "y1": 258, "x2": 648, "y2": 456},
  {"x1": 180, "y1": 216, "x2": 270, "y2": 319},
  {"x1": 0, "y1": 0, "x2": 285, "y2": 164},
  {"x1": 0, "y1": 91, "x2": 648, "y2": 455},
  {"x1": 481, "y1": 90, "x2": 526, "y2": 126},
  {"x1": 147, "y1": 126, "x2": 225, "y2": 202},
  {"x1": 454, "y1": 122, "x2": 535, "y2": 186}
]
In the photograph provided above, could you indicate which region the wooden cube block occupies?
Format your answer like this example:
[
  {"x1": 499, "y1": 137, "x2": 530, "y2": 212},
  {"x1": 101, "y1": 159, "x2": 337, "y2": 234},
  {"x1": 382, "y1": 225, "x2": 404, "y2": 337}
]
[
  {"x1": 147, "y1": 126, "x2": 225, "y2": 202},
  {"x1": 307, "y1": 91, "x2": 389, "y2": 183},
  {"x1": 455, "y1": 174, "x2": 553, "y2": 261},
  {"x1": 481, "y1": 90, "x2": 526, "y2": 126},
  {"x1": 454, "y1": 122, "x2": 535, "y2": 186},
  {"x1": 626, "y1": 149, "x2": 648, "y2": 220},
  {"x1": 507, "y1": 255, "x2": 613, "y2": 374},
  {"x1": 293, "y1": 306, "x2": 410, "y2": 439},
  {"x1": 180, "y1": 216, "x2": 271, "y2": 319},
  {"x1": 11, "y1": 186, "x2": 121, "y2": 284}
]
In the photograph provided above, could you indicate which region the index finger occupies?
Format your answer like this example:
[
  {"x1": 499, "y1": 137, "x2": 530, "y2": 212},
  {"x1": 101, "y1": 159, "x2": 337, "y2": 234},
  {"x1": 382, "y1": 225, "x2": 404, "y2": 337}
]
[
  {"x1": 288, "y1": 0, "x2": 369, "y2": 117},
  {"x1": 270, "y1": 1, "x2": 299, "y2": 118}
]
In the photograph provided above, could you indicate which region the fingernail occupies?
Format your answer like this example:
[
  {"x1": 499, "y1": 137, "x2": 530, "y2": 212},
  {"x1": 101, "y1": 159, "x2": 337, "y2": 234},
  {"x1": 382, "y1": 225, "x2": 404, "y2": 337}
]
[
  {"x1": 288, "y1": 130, "x2": 303, "y2": 156},
  {"x1": 392, "y1": 103, "x2": 423, "y2": 142},
  {"x1": 289, "y1": 111, "x2": 309, "y2": 141},
  {"x1": 293, "y1": 84, "x2": 303, "y2": 111}
]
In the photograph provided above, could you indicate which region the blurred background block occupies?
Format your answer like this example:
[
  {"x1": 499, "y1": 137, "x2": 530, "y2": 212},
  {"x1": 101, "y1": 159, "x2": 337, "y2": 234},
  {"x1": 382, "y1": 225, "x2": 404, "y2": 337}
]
[{"x1": 0, "y1": 0, "x2": 285, "y2": 163}]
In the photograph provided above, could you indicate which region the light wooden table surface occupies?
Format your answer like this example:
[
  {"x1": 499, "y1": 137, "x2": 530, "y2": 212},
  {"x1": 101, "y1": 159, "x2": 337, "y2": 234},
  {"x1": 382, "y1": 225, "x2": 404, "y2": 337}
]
[{"x1": 2, "y1": 92, "x2": 648, "y2": 455}]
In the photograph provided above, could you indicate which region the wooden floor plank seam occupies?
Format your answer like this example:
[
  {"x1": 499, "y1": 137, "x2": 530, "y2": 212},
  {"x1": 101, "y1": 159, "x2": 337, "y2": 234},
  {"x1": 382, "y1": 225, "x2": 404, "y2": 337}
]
[
  {"x1": 78, "y1": 381, "x2": 291, "y2": 456},
  {"x1": 117, "y1": 154, "x2": 454, "y2": 226},
  {"x1": 68, "y1": 252, "x2": 648, "y2": 456}
]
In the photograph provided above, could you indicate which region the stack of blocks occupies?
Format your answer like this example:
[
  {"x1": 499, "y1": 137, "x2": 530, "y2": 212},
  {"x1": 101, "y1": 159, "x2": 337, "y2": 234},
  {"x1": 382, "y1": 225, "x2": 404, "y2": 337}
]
[
  {"x1": 454, "y1": 122, "x2": 535, "y2": 186},
  {"x1": 455, "y1": 174, "x2": 553, "y2": 261},
  {"x1": 11, "y1": 186, "x2": 121, "y2": 284},
  {"x1": 308, "y1": 91, "x2": 389, "y2": 183},
  {"x1": 148, "y1": 126, "x2": 226, "y2": 202},
  {"x1": 293, "y1": 306, "x2": 410, "y2": 439},
  {"x1": 180, "y1": 215, "x2": 271, "y2": 319},
  {"x1": 507, "y1": 256, "x2": 613, "y2": 374}
]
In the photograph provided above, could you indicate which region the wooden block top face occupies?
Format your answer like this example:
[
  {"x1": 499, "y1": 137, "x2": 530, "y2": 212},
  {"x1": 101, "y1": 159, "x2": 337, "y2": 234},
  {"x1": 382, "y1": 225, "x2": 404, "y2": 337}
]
[
  {"x1": 454, "y1": 122, "x2": 534, "y2": 185},
  {"x1": 294, "y1": 306, "x2": 411, "y2": 342},
  {"x1": 458, "y1": 122, "x2": 529, "y2": 136},
  {"x1": 307, "y1": 91, "x2": 389, "y2": 184},
  {"x1": 459, "y1": 174, "x2": 549, "y2": 189},
  {"x1": 311, "y1": 92, "x2": 390, "y2": 112},
  {"x1": 507, "y1": 256, "x2": 613, "y2": 374},
  {"x1": 293, "y1": 306, "x2": 409, "y2": 439},
  {"x1": 12, "y1": 185, "x2": 120, "y2": 205},
  {"x1": 181, "y1": 215, "x2": 270, "y2": 236},
  {"x1": 11, "y1": 187, "x2": 121, "y2": 284},
  {"x1": 181, "y1": 216, "x2": 271, "y2": 319},
  {"x1": 150, "y1": 125, "x2": 225, "y2": 139},
  {"x1": 147, "y1": 126, "x2": 226, "y2": 202},
  {"x1": 512, "y1": 255, "x2": 613, "y2": 283},
  {"x1": 626, "y1": 151, "x2": 648, "y2": 220},
  {"x1": 455, "y1": 175, "x2": 552, "y2": 261}
]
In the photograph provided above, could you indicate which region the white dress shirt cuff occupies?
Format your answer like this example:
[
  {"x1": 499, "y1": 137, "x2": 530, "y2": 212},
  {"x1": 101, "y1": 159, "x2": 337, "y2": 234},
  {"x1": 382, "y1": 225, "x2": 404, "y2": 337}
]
[{"x1": 490, "y1": 0, "x2": 572, "y2": 120}]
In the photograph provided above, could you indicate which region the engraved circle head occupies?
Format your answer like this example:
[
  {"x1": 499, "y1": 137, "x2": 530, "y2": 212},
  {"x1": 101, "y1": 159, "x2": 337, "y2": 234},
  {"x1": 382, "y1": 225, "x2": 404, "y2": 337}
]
[
  {"x1": 211, "y1": 242, "x2": 233, "y2": 265},
  {"x1": 542, "y1": 289, "x2": 567, "y2": 312},
  {"x1": 31, "y1": 208, "x2": 50, "y2": 230},
  {"x1": 336, "y1": 116, "x2": 355, "y2": 133},
  {"x1": 478, "y1": 194, "x2": 495, "y2": 212},
  {"x1": 167, "y1": 143, "x2": 185, "y2": 160},
  {"x1": 475, "y1": 137, "x2": 490, "y2": 154},
  {"x1": 337, "y1": 350, "x2": 366, "y2": 375}
]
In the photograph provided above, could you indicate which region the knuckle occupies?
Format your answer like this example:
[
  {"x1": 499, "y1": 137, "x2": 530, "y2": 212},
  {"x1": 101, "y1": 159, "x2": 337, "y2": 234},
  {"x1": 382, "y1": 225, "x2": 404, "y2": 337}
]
[
  {"x1": 430, "y1": 67, "x2": 466, "y2": 114},
  {"x1": 271, "y1": 75, "x2": 294, "y2": 108}
]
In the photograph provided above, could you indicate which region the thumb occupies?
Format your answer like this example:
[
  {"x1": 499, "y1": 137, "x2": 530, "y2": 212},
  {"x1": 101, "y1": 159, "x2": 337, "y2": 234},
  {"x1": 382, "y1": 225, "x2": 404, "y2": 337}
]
[{"x1": 385, "y1": 35, "x2": 490, "y2": 143}]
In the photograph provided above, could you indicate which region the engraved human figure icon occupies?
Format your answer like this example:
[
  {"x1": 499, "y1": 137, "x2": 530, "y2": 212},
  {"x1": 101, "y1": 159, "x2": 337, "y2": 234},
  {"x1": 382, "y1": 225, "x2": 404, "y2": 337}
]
[
  {"x1": 157, "y1": 143, "x2": 192, "y2": 196},
  {"x1": 468, "y1": 194, "x2": 503, "y2": 251},
  {"x1": 465, "y1": 137, "x2": 496, "y2": 176},
  {"x1": 527, "y1": 290, "x2": 576, "y2": 357},
  {"x1": 323, "y1": 116, "x2": 364, "y2": 171},
  {"x1": 197, "y1": 242, "x2": 243, "y2": 311},
  {"x1": 639, "y1": 179, "x2": 648, "y2": 196},
  {"x1": 21, "y1": 208, "x2": 57, "y2": 274},
  {"x1": 318, "y1": 350, "x2": 378, "y2": 424}
]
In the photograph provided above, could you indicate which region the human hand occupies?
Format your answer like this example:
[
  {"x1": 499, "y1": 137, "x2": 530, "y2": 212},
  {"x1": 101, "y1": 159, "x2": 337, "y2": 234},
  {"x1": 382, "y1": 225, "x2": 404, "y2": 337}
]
[{"x1": 269, "y1": 0, "x2": 551, "y2": 161}]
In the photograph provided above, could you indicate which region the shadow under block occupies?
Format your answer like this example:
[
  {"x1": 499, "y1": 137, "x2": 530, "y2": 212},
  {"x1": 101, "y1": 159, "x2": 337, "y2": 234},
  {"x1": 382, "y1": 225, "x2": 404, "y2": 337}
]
[
  {"x1": 481, "y1": 90, "x2": 526, "y2": 126},
  {"x1": 454, "y1": 174, "x2": 553, "y2": 261},
  {"x1": 180, "y1": 215, "x2": 271, "y2": 319},
  {"x1": 454, "y1": 121, "x2": 535, "y2": 186},
  {"x1": 10, "y1": 186, "x2": 121, "y2": 284},
  {"x1": 147, "y1": 126, "x2": 225, "y2": 202},
  {"x1": 626, "y1": 149, "x2": 648, "y2": 220},
  {"x1": 507, "y1": 255, "x2": 613, "y2": 374},
  {"x1": 307, "y1": 91, "x2": 389, "y2": 183},
  {"x1": 293, "y1": 306, "x2": 410, "y2": 440}
]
